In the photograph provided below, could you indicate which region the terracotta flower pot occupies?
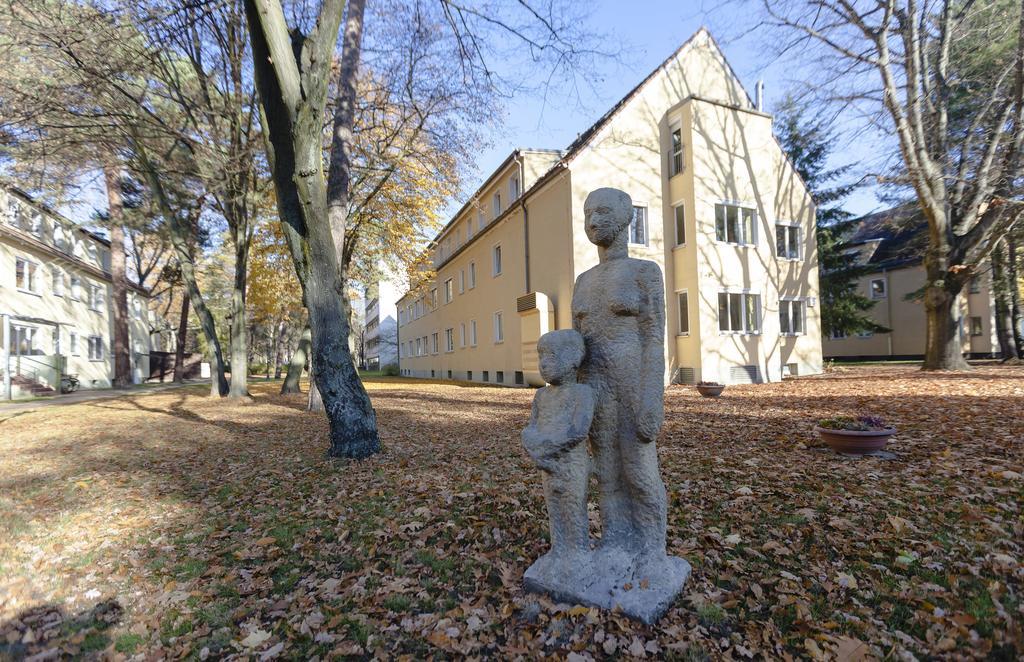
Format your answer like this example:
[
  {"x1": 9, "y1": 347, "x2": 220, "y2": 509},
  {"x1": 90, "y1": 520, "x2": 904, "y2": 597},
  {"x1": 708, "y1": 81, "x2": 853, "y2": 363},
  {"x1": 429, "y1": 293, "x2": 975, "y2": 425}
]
[
  {"x1": 696, "y1": 384, "x2": 725, "y2": 398},
  {"x1": 814, "y1": 426, "x2": 896, "y2": 454}
]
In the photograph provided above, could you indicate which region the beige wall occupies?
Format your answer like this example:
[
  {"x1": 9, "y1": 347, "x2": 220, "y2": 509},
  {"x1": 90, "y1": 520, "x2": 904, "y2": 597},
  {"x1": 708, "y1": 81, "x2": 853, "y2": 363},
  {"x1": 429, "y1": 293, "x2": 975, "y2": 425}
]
[
  {"x1": 823, "y1": 264, "x2": 998, "y2": 358},
  {"x1": 398, "y1": 29, "x2": 823, "y2": 386},
  {"x1": 2, "y1": 189, "x2": 152, "y2": 395}
]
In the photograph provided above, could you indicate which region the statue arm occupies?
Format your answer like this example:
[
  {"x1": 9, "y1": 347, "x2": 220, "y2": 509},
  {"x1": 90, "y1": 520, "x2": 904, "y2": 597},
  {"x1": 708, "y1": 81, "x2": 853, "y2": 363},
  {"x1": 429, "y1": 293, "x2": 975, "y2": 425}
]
[{"x1": 636, "y1": 262, "x2": 665, "y2": 443}]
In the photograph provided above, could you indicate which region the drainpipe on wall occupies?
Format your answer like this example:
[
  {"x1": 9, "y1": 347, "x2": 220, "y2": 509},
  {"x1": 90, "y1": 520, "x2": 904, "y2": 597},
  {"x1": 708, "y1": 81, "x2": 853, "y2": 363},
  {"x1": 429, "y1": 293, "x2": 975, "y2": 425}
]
[
  {"x1": 514, "y1": 152, "x2": 530, "y2": 293},
  {"x1": 2, "y1": 313, "x2": 10, "y2": 400}
]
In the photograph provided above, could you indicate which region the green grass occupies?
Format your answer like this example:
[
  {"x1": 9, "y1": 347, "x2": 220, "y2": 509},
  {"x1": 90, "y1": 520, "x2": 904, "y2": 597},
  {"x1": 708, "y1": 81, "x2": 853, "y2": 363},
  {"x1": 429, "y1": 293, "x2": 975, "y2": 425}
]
[
  {"x1": 383, "y1": 594, "x2": 414, "y2": 613},
  {"x1": 115, "y1": 633, "x2": 145, "y2": 654},
  {"x1": 697, "y1": 603, "x2": 727, "y2": 626}
]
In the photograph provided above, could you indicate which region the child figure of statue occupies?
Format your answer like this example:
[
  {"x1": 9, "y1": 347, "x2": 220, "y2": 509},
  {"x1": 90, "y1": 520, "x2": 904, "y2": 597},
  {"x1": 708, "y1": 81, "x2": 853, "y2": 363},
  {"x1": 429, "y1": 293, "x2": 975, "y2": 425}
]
[{"x1": 522, "y1": 330, "x2": 595, "y2": 577}]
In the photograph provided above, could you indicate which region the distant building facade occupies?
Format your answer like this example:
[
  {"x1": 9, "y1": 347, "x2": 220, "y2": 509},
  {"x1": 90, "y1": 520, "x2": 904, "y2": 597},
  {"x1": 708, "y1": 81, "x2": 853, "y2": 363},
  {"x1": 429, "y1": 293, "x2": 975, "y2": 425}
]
[
  {"x1": 1, "y1": 184, "x2": 152, "y2": 398},
  {"x1": 822, "y1": 207, "x2": 1000, "y2": 360},
  {"x1": 363, "y1": 268, "x2": 403, "y2": 370},
  {"x1": 396, "y1": 29, "x2": 823, "y2": 386}
]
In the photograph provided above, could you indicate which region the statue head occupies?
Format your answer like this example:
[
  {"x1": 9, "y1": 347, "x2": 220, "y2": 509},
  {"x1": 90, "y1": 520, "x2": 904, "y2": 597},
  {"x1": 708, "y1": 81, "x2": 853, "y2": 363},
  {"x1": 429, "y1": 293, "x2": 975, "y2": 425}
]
[
  {"x1": 537, "y1": 329, "x2": 586, "y2": 385},
  {"x1": 583, "y1": 188, "x2": 633, "y2": 248}
]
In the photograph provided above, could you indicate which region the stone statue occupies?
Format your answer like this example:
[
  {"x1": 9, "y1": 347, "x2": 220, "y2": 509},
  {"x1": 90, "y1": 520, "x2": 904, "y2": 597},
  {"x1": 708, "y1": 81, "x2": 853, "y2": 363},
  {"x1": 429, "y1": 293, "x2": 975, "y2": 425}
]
[{"x1": 523, "y1": 187, "x2": 690, "y2": 624}]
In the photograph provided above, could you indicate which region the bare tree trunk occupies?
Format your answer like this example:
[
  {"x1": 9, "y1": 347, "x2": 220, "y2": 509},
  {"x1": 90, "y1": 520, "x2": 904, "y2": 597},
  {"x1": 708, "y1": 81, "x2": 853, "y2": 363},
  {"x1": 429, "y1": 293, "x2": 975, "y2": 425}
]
[
  {"x1": 1009, "y1": 235, "x2": 1024, "y2": 355},
  {"x1": 173, "y1": 290, "x2": 190, "y2": 383},
  {"x1": 227, "y1": 212, "x2": 250, "y2": 398},
  {"x1": 103, "y1": 160, "x2": 132, "y2": 388},
  {"x1": 922, "y1": 245, "x2": 971, "y2": 370},
  {"x1": 245, "y1": 0, "x2": 379, "y2": 458},
  {"x1": 281, "y1": 325, "x2": 309, "y2": 394},
  {"x1": 992, "y1": 242, "x2": 1020, "y2": 360},
  {"x1": 307, "y1": 357, "x2": 324, "y2": 412},
  {"x1": 272, "y1": 320, "x2": 286, "y2": 378}
]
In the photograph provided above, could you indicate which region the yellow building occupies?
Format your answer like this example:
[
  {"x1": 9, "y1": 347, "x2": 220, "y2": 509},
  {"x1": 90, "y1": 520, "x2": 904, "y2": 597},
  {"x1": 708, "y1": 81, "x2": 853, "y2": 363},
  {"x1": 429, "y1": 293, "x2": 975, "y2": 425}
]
[
  {"x1": 1, "y1": 184, "x2": 153, "y2": 398},
  {"x1": 822, "y1": 207, "x2": 1000, "y2": 359},
  {"x1": 397, "y1": 29, "x2": 823, "y2": 386}
]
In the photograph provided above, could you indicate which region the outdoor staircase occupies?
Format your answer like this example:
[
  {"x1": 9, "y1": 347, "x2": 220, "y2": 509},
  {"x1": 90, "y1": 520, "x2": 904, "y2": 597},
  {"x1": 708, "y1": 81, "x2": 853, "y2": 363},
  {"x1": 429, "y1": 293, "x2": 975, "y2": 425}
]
[{"x1": 11, "y1": 374, "x2": 55, "y2": 396}]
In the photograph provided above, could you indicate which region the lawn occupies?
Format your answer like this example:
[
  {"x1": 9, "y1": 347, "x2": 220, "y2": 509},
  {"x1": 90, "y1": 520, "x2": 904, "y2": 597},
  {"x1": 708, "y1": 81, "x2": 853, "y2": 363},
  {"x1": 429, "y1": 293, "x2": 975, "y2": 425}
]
[{"x1": 0, "y1": 365, "x2": 1021, "y2": 660}]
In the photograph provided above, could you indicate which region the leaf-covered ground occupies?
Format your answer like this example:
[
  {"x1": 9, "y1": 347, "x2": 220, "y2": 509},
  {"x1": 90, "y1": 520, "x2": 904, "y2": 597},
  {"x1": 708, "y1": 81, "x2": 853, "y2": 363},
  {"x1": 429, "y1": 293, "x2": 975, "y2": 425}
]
[{"x1": 1, "y1": 365, "x2": 1021, "y2": 660}]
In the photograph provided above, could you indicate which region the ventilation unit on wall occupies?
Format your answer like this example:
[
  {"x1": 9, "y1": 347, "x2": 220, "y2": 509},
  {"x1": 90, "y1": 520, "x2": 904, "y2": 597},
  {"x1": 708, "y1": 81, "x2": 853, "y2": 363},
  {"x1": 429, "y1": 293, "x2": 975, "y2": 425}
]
[
  {"x1": 729, "y1": 365, "x2": 761, "y2": 384},
  {"x1": 673, "y1": 367, "x2": 696, "y2": 385}
]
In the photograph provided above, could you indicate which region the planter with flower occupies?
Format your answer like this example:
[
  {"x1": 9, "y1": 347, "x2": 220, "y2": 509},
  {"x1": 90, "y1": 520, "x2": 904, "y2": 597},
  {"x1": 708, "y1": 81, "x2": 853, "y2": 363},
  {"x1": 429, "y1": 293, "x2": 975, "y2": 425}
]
[
  {"x1": 695, "y1": 381, "x2": 726, "y2": 398},
  {"x1": 815, "y1": 415, "x2": 896, "y2": 454}
]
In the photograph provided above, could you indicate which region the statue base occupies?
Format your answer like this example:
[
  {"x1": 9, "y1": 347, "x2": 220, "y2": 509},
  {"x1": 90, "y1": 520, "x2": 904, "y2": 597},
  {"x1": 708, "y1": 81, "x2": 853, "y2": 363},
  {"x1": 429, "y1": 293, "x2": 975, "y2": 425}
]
[{"x1": 523, "y1": 547, "x2": 691, "y2": 625}]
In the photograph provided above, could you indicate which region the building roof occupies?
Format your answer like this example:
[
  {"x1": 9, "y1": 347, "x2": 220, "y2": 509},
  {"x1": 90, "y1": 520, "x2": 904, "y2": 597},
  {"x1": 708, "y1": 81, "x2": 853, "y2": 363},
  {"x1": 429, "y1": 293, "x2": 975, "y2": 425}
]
[{"x1": 845, "y1": 205, "x2": 928, "y2": 270}]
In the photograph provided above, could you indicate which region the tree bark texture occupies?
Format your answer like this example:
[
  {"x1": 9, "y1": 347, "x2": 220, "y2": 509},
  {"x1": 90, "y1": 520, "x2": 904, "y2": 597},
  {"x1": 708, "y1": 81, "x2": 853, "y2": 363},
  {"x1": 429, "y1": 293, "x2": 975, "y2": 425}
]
[
  {"x1": 1009, "y1": 235, "x2": 1024, "y2": 355},
  {"x1": 281, "y1": 325, "x2": 310, "y2": 394},
  {"x1": 922, "y1": 248, "x2": 971, "y2": 370},
  {"x1": 103, "y1": 160, "x2": 132, "y2": 388},
  {"x1": 228, "y1": 222, "x2": 250, "y2": 398},
  {"x1": 992, "y1": 242, "x2": 1020, "y2": 360}
]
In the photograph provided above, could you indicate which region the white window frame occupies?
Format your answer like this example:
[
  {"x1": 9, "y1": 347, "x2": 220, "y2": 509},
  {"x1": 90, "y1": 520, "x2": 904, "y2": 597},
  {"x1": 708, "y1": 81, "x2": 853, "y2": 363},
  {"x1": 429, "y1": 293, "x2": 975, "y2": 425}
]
[
  {"x1": 459, "y1": 270, "x2": 465, "y2": 294},
  {"x1": 459, "y1": 322, "x2": 466, "y2": 347},
  {"x1": 673, "y1": 203, "x2": 686, "y2": 247},
  {"x1": 15, "y1": 256, "x2": 40, "y2": 294},
  {"x1": 465, "y1": 219, "x2": 473, "y2": 240},
  {"x1": 775, "y1": 222, "x2": 801, "y2": 260},
  {"x1": 431, "y1": 332, "x2": 439, "y2": 355},
  {"x1": 89, "y1": 283, "x2": 105, "y2": 312},
  {"x1": 830, "y1": 329, "x2": 848, "y2": 340},
  {"x1": 628, "y1": 205, "x2": 648, "y2": 247},
  {"x1": 715, "y1": 201, "x2": 758, "y2": 246},
  {"x1": 445, "y1": 328, "x2": 454, "y2": 352},
  {"x1": 87, "y1": 335, "x2": 104, "y2": 361},
  {"x1": 669, "y1": 124, "x2": 683, "y2": 176},
  {"x1": 477, "y1": 209, "x2": 485, "y2": 233},
  {"x1": 510, "y1": 174, "x2": 520, "y2": 200},
  {"x1": 468, "y1": 261, "x2": 476, "y2": 289},
  {"x1": 676, "y1": 290, "x2": 689, "y2": 336},
  {"x1": 70, "y1": 274, "x2": 82, "y2": 300},
  {"x1": 870, "y1": 278, "x2": 887, "y2": 300},
  {"x1": 10, "y1": 325, "x2": 39, "y2": 356},
  {"x1": 492, "y1": 244, "x2": 502, "y2": 277},
  {"x1": 444, "y1": 278, "x2": 453, "y2": 304},
  {"x1": 69, "y1": 330, "x2": 79, "y2": 355},
  {"x1": 493, "y1": 310, "x2": 504, "y2": 343},
  {"x1": 969, "y1": 316, "x2": 983, "y2": 336},
  {"x1": 718, "y1": 291, "x2": 762, "y2": 334},
  {"x1": 51, "y1": 265, "x2": 64, "y2": 296},
  {"x1": 492, "y1": 192, "x2": 502, "y2": 217},
  {"x1": 779, "y1": 298, "x2": 805, "y2": 336}
]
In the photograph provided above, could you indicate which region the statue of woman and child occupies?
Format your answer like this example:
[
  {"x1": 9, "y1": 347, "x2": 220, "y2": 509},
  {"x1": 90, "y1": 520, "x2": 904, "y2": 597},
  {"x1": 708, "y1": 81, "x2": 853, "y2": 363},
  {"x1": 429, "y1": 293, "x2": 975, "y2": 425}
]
[{"x1": 521, "y1": 187, "x2": 690, "y2": 624}]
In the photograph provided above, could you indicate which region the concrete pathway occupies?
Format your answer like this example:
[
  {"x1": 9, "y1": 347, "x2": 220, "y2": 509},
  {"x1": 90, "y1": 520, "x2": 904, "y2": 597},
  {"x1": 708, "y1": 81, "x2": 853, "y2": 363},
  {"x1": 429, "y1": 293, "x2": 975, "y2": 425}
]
[{"x1": 0, "y1": 380, "x2": 206, "y2": 417}]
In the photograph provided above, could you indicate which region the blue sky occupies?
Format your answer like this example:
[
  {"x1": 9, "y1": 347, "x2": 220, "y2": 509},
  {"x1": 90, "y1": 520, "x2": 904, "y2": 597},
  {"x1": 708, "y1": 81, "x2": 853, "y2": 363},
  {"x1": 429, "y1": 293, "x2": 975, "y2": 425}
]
[{"x1": 460, "y1": 0, "x2": 886, "y2": 218}]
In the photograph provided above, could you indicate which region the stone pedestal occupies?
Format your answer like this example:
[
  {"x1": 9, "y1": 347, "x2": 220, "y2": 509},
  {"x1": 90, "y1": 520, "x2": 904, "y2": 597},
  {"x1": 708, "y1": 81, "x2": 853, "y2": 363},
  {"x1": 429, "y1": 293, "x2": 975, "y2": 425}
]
[{"x1": 524, "y1": 548, "x2": 691, "y2": 624}]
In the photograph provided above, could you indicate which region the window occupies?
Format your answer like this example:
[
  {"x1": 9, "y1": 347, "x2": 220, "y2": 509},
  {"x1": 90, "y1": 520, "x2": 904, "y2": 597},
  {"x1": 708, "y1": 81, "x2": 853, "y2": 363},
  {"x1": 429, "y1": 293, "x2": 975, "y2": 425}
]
[
  {"x1": 715, "y1": 203, "x2": 757, "y2": 245},
  {"x1": 492, "y1": 245, "x2": 502, "y2": 276},
  {"x1": 493, "y1": 192, "x2": 502, "y2": 216},
  {"x1": 673, "y1": 204, "x2": 685, "y2": 246},
  {"x1": 6, "y1": 197, "x2": 20, "y2": 226},
  {"x1": 51, "y1": 266, "x2": 63, "y2": 296},
  {"x1": 477, "y1": 209, "x2": 485, "y2": 233},
  {"x1": 460, "y1": 322, "x2": 466, "y2": 347},
  {"x1": 459, "y1": 270, "x2": 465, "y2": 294},
  {"x1": 430, "y1": 288, "x2": 437, "y2": 309},
  {"x1": 70, "y1": 275, "x2": 82, "y2": 300},
  {"x1": 431, "y1": 332, "x2": 439, "y2": 354},
  {"x1": 133, "y1": 296, "x2": 143, "y2": 319},
  {"x1": 456, "y1": 229, "x2": 462, "y2": 246},
  {"x1": 466, "y1": 219, "x2": 473, "y2": 240},
  {"x1": 9, "y1": 326, "x2": 39, "y2": 356},
  {"x1": 493, "y1": 311, "x2": 504, "y2": 343},
  {"x1": 88, "y1": 285, "x2": 104, "y2": 311},
  {"x1": 87, "y1": 336, "x2": 104, "y2": 361},
  {"x1": 779, "y1": 300, "x2": 804, "y2": 335},
  {"x1": 445, "y1": 328, "x2": 454, "y2": 352},
  {"x1": 69, "y1": 331, "x2": 79, "y2": 355},
  {"x1": 870, "y1": 278, "x2": 887, "y2": 299},
  {"x1": 969, "y1": 277, "x2": 981, "y2": 294},
  {"x1": 776, "y1": 224, "x2": 800, "y2": 259},
  {"x1": 444, "y1": 278, "x2": 453, "y2": 303},
  {"x1": 496, "y1": 371, "x2": 504, "y2": 384},
  {"x1": 629, "y1": 206, "x2": 648, "y2": 246},
  {"x1": 718, "y1": 292, "x2": 761, "y2": 333},
  {"x1": 468, "y1": 261, "x2": 476, "y2": 288},
  {"x1": 470, "y1": 320, "x2": 478, "y2": 346},
  {"x1": 510, "y1": 175, "x2": 520, "y2": 200},
  {"x1": 669, "y1": 125, "x2": 683, "y2": 176},
  {"x1": 857, "y1": 330, "x2": 874, "y2": 338},
  {"x1": 51, "y1": 328, "x2": 60, "y2": 354},
  {"x1": 676, "y1": 291, "x2": 689, "y2": 335},
  {"x1": 29, "y1": 211, "x2": 43, "y2": 237},
  {"x1": 15, "y1": 257, "x2": 39, "y2": 293},
  {"x1": 482, "y1": 370, "x2": 489, "y2": 382},
  {"x1": 970, "y1": 316, "x2": 983, "y2": 336}
]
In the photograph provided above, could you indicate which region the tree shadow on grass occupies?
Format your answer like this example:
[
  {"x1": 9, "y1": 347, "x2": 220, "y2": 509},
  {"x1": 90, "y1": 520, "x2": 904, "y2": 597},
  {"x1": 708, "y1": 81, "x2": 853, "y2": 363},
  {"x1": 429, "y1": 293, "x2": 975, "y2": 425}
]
[{"x1": 0, "y1": 599, "x2": 123, "y2": 660}]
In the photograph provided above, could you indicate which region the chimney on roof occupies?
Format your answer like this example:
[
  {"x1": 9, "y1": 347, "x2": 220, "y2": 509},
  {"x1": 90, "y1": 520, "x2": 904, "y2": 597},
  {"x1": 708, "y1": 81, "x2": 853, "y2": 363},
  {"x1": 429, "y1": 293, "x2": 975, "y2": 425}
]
[{"x1": 755, "y1": 80, "x2": 765, "y2": 112}]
